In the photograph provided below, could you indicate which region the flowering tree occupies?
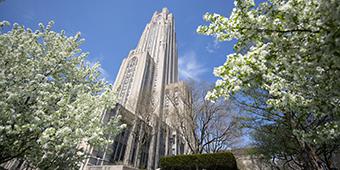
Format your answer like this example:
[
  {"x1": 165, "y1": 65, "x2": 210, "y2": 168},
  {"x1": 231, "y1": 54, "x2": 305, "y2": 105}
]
[
  {"x1": 0, "y1": 21, "x2": 123, "y2": 169},
  {"x1": 198, "y1": 0, "x2": 339, "y2": 169}
]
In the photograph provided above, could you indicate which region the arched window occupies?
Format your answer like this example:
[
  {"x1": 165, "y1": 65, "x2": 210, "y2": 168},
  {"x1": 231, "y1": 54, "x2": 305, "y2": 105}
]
[{"x1": 118, "y1": 57, "x2": 138, "y2": 104}]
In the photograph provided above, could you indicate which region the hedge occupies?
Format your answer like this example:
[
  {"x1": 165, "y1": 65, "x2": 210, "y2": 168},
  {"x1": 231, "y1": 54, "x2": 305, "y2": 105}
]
[{"x1": 159, "y1": 152, "x2": 238, "y2": 170}]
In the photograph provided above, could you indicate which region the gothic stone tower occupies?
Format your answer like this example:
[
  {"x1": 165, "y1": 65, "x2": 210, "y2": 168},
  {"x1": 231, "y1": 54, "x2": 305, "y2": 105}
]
[
  {"x1": 113, "y1": 7, "x2": 178, "y2": 114},
  {"x1": 113, "y1": 7, "x2": 187, "y2": 169},
  {"x1": 82, "y1": 8, "x2": 192, "y2": 170}
]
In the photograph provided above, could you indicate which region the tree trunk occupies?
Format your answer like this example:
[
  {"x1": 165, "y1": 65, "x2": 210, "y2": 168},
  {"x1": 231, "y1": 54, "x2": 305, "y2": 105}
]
[{"x1": 303, "y1": 143, "x2": 323, "y2": 170}]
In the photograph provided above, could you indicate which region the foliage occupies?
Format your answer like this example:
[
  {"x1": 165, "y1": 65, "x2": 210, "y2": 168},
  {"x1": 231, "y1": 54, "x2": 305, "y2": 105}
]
[
  {"x1": 198, "y1": 0, "x2": 340, "y2": 169},
  {"x1": 252, "y1": 123, "x2": 301, "y2": 168},
  {"x1": 159, "y1": 152, "x2": 237, "y2": 170},
  {"x1": 0, "y1": 21, "x2": 124, "y2": 169}
]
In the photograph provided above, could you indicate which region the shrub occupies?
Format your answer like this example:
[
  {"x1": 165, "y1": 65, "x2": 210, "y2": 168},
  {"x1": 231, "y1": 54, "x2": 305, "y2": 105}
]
[{"x1": 159, "y1": 152, "x2": 238, "y2": 170}]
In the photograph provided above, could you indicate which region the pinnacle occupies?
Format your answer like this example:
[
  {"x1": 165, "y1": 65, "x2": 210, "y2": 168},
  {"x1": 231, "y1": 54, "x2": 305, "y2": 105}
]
[{"x1": 162, "y1": 7, "x2": 169, "y2": 14}]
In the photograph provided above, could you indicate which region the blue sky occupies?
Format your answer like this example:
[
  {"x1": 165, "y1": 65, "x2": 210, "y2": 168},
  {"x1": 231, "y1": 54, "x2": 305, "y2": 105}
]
[{"x1": 0, "y1": 0, "x2": 237, "y2": 84}]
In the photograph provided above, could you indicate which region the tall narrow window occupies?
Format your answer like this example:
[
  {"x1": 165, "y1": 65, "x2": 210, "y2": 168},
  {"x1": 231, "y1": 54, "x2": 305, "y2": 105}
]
[{"x1": 118, "y1": 57, "x2": 138, "y2": 105}]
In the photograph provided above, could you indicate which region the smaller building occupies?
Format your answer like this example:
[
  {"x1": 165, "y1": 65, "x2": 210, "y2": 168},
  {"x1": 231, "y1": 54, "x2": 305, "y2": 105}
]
[{"x1": 232, "y1": 148, "x2": 340, "y2": 170}]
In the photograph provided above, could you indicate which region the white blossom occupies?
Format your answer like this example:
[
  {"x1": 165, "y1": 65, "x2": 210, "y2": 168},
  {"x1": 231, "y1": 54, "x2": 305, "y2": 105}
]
[
  {"x1": 0, "y1": 21, "x2": 123, "y2": 169},
  {"x1": 198, "y1": 0, "x2": 340, "y2": 152}
]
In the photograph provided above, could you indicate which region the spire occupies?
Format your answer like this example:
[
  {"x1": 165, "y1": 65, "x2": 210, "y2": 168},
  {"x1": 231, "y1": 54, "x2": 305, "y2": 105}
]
[
  {"x1": 134, "y1": 8, "x2": 178, "y2": 83},
  {"x1": 162, "y1": 7, "x2": 169, "y2": 14},
  {"x1": 136, "y1": 8, "x2": 174, "y2": 54}
]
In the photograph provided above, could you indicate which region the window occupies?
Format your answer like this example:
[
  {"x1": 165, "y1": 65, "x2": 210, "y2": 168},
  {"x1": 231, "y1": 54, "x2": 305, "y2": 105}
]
[
  {"x1": 118, "y1": 57, "x2": 138, "y2": 104},
  {"x1": 174, "y1": 89, "x2": 179, "y2": 106}
]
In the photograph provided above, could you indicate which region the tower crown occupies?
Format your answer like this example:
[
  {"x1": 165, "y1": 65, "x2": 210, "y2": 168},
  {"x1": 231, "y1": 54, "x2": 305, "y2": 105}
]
[
  {"x1": 114, "y1": 8, "x2": 178, "y2": 109},
  {"x1": 162, "y1": 7, "x2": 169, "y2": 14}
]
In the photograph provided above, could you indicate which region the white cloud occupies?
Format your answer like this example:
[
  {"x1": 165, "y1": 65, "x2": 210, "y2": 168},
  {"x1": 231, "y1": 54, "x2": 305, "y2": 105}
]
[
  {"x1": 206, "y1": 39, "x2": 220, "y2": 53},
  {"x1": 179, "y1": 51, "x2": 207, "y2": 81}
]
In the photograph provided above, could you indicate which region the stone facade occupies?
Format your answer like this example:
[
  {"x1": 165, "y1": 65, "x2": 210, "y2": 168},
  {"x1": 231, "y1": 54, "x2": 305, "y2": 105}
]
[
  {"x1": 82, "y1": 8, "x2": 192, "y2": 170},
  {"x1": 87, "y1": 165, "x2": 138, "y2": 170}
]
